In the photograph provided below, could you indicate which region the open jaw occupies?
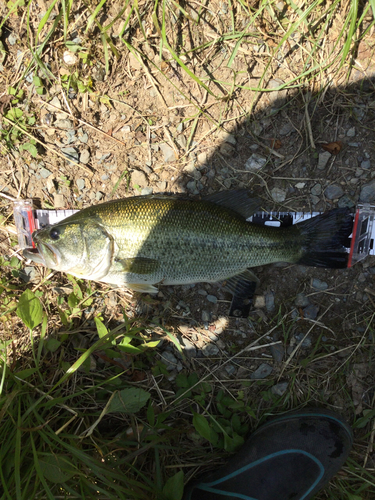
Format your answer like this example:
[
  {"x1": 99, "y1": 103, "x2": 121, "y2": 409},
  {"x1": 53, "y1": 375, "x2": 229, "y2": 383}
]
[{"x1": 24, "y1": 243, "x2": 60, "y2": 267}]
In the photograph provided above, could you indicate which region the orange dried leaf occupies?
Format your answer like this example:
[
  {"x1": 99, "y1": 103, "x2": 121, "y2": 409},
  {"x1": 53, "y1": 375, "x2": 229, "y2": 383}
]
[{"x1": 322, "y1": 141, "x2": 343, "y2": 155}]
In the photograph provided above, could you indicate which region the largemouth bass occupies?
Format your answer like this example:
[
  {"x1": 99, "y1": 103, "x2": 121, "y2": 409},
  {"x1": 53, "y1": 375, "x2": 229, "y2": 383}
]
[{"x1": 24, "y1": 192, "x2": 353, "y2": 293}]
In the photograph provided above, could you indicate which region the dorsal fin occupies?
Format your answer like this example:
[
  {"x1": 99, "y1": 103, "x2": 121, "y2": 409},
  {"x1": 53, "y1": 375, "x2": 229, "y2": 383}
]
[{"x1": 204, "y1": 190, "x2": 261, "y2": 218}]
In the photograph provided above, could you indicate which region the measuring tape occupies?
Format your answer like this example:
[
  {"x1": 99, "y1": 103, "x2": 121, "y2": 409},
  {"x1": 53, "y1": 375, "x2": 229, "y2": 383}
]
[{"x1": 13, "y1": 199, "x2": 375, "y2": 268}]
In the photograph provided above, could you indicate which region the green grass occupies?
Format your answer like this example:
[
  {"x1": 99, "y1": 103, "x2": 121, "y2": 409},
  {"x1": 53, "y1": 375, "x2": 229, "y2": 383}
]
[{"x1": 1, "y1": 0, "x2": 375, "y2": 498}]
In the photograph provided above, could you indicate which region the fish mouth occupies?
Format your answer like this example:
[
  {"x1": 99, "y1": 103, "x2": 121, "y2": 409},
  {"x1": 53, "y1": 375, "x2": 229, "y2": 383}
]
[
  {"x1": 23, "y1": 247, "x2": 46, "y2": 265},
  {"x1": 25, "y1": 240, "x2": 61, "y2": 267}
]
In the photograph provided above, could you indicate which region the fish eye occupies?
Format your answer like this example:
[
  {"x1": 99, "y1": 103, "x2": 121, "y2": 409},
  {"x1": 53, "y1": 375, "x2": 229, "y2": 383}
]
[{"x1": 49, "y1": 228, "x2": 60, "y2": 241}]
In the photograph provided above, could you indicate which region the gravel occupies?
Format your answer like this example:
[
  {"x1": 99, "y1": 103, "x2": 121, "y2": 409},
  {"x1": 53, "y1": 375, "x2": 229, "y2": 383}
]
[
  {"x1": 324, "y1": 184, "x2": 344, "y2": 200},
  {"x1": 346, "y1": 127, "x2": 356, "y2": 137},
  {"x1": 131, "y1": 170, "x2": 148, "y2": 187},
  {"x1": 160, "y1": 351, "x2": 178, "y2": 371},
  {"x1": 80, "y1": 149, "x2": 90, "y2": 164},
  {"x1": 317, "y1": 151, "x2": 331, "y2": 170},
  {"x1": 76, "y1": 178, "x2": 85, "y2": 190},
  {"x1": 310, "y1": 183, "x2": 322, "y2": 196},
  {"x1": 270, "y1": 343, "x2": 284, "y2": 363},
  {"x1": 270, "y1": 187, "x2": 286, "y2": 203},
  {"x1": 61, "y1": 147, "x2": 79, "y2": 162},
  {"x1": 250, "y1": 363, "x2": 273, "y2": 379},
  {"x1": 294, "y1": 333, "x2": 312, "y2": 348},
  {"x1": 245, "y1": 153, "x2": 267, "y2": 172},
  {"x1": 295, "y1": 293, "x2": 309, "y2": 307},
  {"x1": 311, "y1": 278, "x2": 328, "y2": 291},
  {"x1": 303, "y1": 304, "x2": 319, "y2": 320},
  {"x1": 39, "y1": 167, "x2": 52, "y2": 179},
  {"x1": 271, "y1": 381, "x2": 288, "y2": 396},
  {"x1": 160, "y1": 143, "x2": 176, "y2": 163},
  {"x1": 206, "y1": 294, "x2": 218, "y2": 304},
  {"x1": 201, "y1": 343, "x2": 220, "y2": 357},
  {"x1": 359, "y1": 180, "x2": 375, "y2": 203}
]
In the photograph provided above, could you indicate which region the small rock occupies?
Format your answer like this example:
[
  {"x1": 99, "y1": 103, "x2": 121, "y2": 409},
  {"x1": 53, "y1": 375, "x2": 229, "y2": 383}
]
[
  {"x1": 80, "y1": 149, "x2": 90, "y2": 164},
  {"x1": 271, "y1": 381, "x2": 288, "y2": 396},
  {"x1": 181, "y1": 337, "x2": 196, "y2": 358},
  {"x1": 95, "y1": 191, "x2": 103, "y2": 201},
  {"x1": 254, "y1": 295, "x2": 265, "y2": 308},
  {"x1": 317, "y1": 151, "x2": 331, "y2": 170},
  {"x1": 346, "y1": 127, "x2": 356, "y2": 137},
  {"x1": 76, "y1": 178, "x2": 85, "y2": 190},
  {"x1": 279, "y1": 122, "x2": 294, "y2": 136},
  {"x1": 271, "y1": 187, "x2": 287, "y2": 203},
  {"x1": 141, "y1": 187, "x2": 153, "y2": 195},
  {"x1": 310, "y1": 183, "x2": 322, "y2": 196},
  {"x1": 186, "y1": 180, "x2": 197, "y2": 193},
  {"x1": 202, "y1": 343, "x2": 220, "y2": 357},
  {"x1": 361, "y1": 159, "x2": 371, "y2": 169},
  {"x1": 245, "y1": 153, "x2": 267, "y2": 172},
  {"x1": 219, "y1": 143, "x2": 235, "y2": 157},
  {"x1": 176, "y1": 134, "x2": 187, "y2": 149},
  {"x1": 53, "y1": 193, "x2": 65, "y2": 208},
  {"x1": 39, "y1": 167, "x2": 52, "y2": 179},
  {"x1": 310, "y1": 195, "x2": 320, "y2": 205},
  {"x1": 206, "y1": 295, "x2": 218, "y2": 304},
  {"x1": 197, "y1": 152, "x2": 207, "y2": 165},
  {"x1": 78, "y1": 132, "x2": 88, "y2": 144},
  {"x1": 311, "y1": 278, "x2": 328, "y2": 291},
  {"x1": 250, "y1": 363, "x2": 273, "y2": 379},
  {"x1": 270, "y1": 344, "x2": 284, "y2": 363},
  {"x1": 324, "y1": 184, "x2": 344, "y2": 200},
  {"x1": 360, "y1": 180, "x2": 375, "y2": 203},
  {"x1": 8, "y1": 33, "x2": 17, "y2": 46},
  {"x1": 176, "y1": 122, "x2": 184, "y2": 133},
  {"x1": 265, "y1": 291, "x2": 275, "y2": 312},
  {"x1": 201, "y1": 310, "x2": 210, "y2": 322},
  {"x1": 131, "y1": 170, "x2": 148, "y2": 187},
  {"x1": 61, "y1": 147, "x2": 79, "y2": 162},
  {"x1": 295, "y1": 182, "x2": 305, "y2": 189},
  {"x1": 160, "y1": 351, "x2": 178, "y2": 371},
  {"x1": 49, "y1": 96, "x2": 62, "y2": 109},
  {"x1": 129, "y1": 52, "x2": 142, "y2": 70},
  {"x1": 54, "y1": 119, "x2": 73, "y2": 129},
  {"x1": 338, "y1": 194, "x2": 355, "y2": 209},
  {"x1": 224, "y1": 364, "x2": 237, "y2": 376},
  {"x1": 294, "y1": 333, "x2": 312, "y2": 348},
  {"x1": 101, "y1": 174, "x2": 109, "y2": 181},
  {"x1": 295, "y1": 293, "x2": 309, "y2": 307},
  {"x1": 348, "y1": 142, "x2": 359, "y2": 147},
  {"x1": 217, "y1": 131, "x2": 236, "y2": 145},
  {"x1": 160, "y1": 143, "x2": 176, "y2": 163},
  {"x1": 156, "y1": 181, "x2": 167, "y2": 191},
  {"x1": 303, "y1": 304, "x2": 319, "y2": 320}
]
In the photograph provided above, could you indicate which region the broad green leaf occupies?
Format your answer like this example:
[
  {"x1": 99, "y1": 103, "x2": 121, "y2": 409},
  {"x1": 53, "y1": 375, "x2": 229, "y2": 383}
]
[
  {"x1": 192, "y1": 413, "x2": 211, "y2": 441},
  {"x1": 67, "y1": 292, "x2": 79, "y2": 308},
  {"x1": 107, "y1": 388, "x2": 150, "y2": 414},
  {"x1": 94, "y1": 316, "x2": 108, "y2": 338},
  {"x1": 45, "y1": 338, "x2": 61, "y2": 353},
  {"x1": 6, "y1": 108, "x2": 23, "y2": 120},
  {"x1": 39, "y1": 454, "x2": 75, "y2": 483},
  {"x1": 20, "y1": 142, "x2": 38, "y2": 157},
  {"x1": 15, "y1": 368, "x2": 37, "y2": 380},
  {"x1": 16, "y1": 289, "x2": 43, "y2": 330},
  {"x1": 162, "y1": 471, "x2": 184, "y2": 500}
]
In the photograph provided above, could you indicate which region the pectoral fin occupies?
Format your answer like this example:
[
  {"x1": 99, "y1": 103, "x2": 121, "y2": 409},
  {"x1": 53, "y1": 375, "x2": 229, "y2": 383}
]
[
  {"x1": 126, "y1": 283, "x2": 159, "y2": 294},
  {"x1": 115, "y1": 257, "x2": 160, "y2": 275}
]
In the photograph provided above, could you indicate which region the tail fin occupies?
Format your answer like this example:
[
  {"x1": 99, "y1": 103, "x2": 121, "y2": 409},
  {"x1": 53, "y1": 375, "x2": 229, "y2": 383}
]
[{"x1": 296, "y1": 208, "x2": 353, "y2": 268}]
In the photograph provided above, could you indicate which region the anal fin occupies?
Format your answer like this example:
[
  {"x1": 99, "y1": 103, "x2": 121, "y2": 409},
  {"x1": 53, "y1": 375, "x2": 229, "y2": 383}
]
[{"x1": 126, "y1": 283, "x2": 159, "y2": 294}]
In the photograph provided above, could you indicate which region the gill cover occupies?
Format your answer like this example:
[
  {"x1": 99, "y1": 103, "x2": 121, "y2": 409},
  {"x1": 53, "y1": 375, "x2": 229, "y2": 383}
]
[{"x1": 33, "y1": 220, "x2": 114, "y2": 280}]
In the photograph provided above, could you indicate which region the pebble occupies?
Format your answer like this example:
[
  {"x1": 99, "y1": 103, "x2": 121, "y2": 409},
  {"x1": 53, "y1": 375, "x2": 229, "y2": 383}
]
[
  {"x1": 186, "y1": 180, "x2": 198, "y2": 193},
  {"x1": 361, "y1": 159, "x2": 371, "y2": 169},
  {"x1": 324, "y1": 184, "x2": 344, "y2": 200},
  {"x1": 201, "y1": 310, "x2": 210, "y2": 322},
  {"x1": 80, "y1": 149, "x2": 90, "y2": 164},
  {"x1": 206, "y1": 294, "x2": 218, "y2": 304},
  {"x1": 279, "y1": 122, "x2": 294, "y2": 136},
  {"x1": 39, "y1": 167, "x2": 52, "y2": 179},
  {"x1": 160, "y1": 351, "x2": 178, "y2": 371},
  {"x1": 79, "y1": 132, "x2": 88, "y2": 143},
  {"x1": 310, "y1": 195, "x2": 320, "y2": 205},
  {"x1": 131, "y1": 170, "x2": 148, "y2": 187},
  {"x1": 265, "y1": 291, "x2": 275, "y2": 312},
  {"x1": 54, "y1": 119, "x2": 73, "y2": 129},
  {"x1": 294, "y1": 333, "x2": 312, "y2": 348},
  {"x1": 160, "y1": 143, "x2": 176, "y2": 163},
  {"x1": 254, "y1": 295, "x2": 265, "y2": 308},
  {"x1": 95, "y1": 191, "x2": 103, "y2": 201},
  {"x1": 224, "y1": 364, "x2": 237, "y2": 376},
  {"x1": 270, "y1": 343, "x2": 284, "y2": 363},
  {"x1": 270, "y1": 187, "x2": 286, "y2": 203},
  {"x1": 101, "y1": 174, "x2": 109, "y2": 181},
  {"x1": 181, "y1": 337, "x2": 196, "y2": 358},
  {"x1": 295, "y1": 293, "x2": 309, "y2": 307},
  {"x1": 8, "y1": 33, "x2": 17, "y2": 45},
  {"x1": 346, "y1": 127, "x2": 356, "y2": 137},
  {"x1": 202, "y1": 343, "x2": 220, "y2": 357},
  {"x1": 295, "y1": 182, "x2": 305, "y2": 189},
  {"x1": 245, "y1": 153, "x2": 267, "y2": 172},
  {"x1": 197, "y1": 152, "x2": 207, "y2": 165},
  {"x1": 76, "y1": 178, "x2": 85, "y2": 190},
  {"x1": 317, "y1": 151, "x2": 331, "y2": 170},
  {"x1": 176, "y1": 122, "x2": 184, "y2": 133},
  {"x1": 311, "y1": 278, "x2": 328, "y2": 291},
  {"x1": 303, "y1": 304, "x2": 319, "y2": 320},
  {"x1": 359, "y1": 180, "x2": 375, "y2": 203},
  {"x1": 338, "y1": 194, "x2": 355, "y2": 209},
  {"x1": 61, "y1": 147, "x2": 79, "y2": 162},
  {"x1": 217, "y1": 131, "x2": 236, "y2": 145},
  {"x1": 271, "y1": 382, "x2": 288, "y2": 396},
  {"x1": 348, "y1": 142, "x2": 359, "y2": 147},
  {"x1": 219, "y1": 143, "x2": 235, "y2": 157},
  {"x1": 176, "y1": 134, "x2": 187, "y2": 149},
  {"x1": 310, "y1": 183, "x2": 322, "y2": 196},
  {"x1": 250, "y1": 363, "x2": 273, "y2": 379},
  {"x1": 141, "y1": 187, "x2": 153, "y2": 195},
  {"x1": 53, "y1": 193, "x2": 64, "y2": 208}
]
